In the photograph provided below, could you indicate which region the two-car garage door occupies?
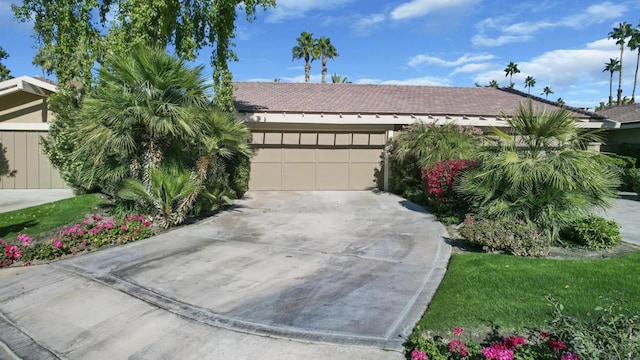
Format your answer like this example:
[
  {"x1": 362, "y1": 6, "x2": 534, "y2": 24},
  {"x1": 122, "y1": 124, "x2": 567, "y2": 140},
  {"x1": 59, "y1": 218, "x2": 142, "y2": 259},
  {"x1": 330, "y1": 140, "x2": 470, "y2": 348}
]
[{"x1": 249, "y1": 127, "x2": 387, "y2": 191}]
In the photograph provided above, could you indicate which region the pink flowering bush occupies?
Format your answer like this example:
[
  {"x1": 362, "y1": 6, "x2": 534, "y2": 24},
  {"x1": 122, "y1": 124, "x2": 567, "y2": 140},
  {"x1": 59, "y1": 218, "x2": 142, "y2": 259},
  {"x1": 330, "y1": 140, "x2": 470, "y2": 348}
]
[
  {"x1": 420, "y1": 159, "x2": 475, "y2": 221},
  {"x1": 0, "y1": 214, "x2": 153, "y2": 267},
  {"x1": 407, "y1": 326, "x2": 581, "y2": 360}
]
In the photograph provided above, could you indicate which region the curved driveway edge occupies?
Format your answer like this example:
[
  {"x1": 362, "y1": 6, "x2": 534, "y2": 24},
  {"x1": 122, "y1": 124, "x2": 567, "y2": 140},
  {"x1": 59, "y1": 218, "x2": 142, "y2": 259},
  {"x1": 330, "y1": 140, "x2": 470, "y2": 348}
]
[{"x1": 0, "y1": 191, "x2": 452, "y2": 359}]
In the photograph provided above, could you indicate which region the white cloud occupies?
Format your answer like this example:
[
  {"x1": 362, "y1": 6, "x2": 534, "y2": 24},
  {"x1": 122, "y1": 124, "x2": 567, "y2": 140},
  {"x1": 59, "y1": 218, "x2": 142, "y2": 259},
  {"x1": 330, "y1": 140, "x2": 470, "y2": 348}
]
[
  {"x1": 408, "y1": 53, "x2": 495, "y2": 68},
  {"x1": 473, "y1": 1, "x2": 628, "y2": 47},
  {"x1": 451, "y1": 62, "x2": 495, "y2": 75},
  {"x1": 266, "y1": 0, "x2": 354, "y2": 22},
  {"x1": 351, "y1": 13, "x2": 385, "y2": 36},
  {"x1": 356, "y1": 76, "x2": 451, "y2": 86},
  {"x1": 471, "y1": 37, "x2": 637, "y2": 103},
  {"x1": 390, "y1": 0, "x2": 478, "y2": 20}
]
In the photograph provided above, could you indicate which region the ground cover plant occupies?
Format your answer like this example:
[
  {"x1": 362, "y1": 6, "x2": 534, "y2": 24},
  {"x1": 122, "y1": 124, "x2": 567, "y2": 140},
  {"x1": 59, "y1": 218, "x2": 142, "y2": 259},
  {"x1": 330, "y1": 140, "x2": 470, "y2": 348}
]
[
  {"x1": 407, "y1": 251, "x2": 640, "y2": 359},
  {"x1": 0, "y1": 193, "x2": 105, "y2": 239}
]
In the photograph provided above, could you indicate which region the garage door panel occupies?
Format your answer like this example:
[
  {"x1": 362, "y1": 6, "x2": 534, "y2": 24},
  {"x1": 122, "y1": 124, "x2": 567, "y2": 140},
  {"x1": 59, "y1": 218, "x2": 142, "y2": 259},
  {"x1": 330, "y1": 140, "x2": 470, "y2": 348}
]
[
  {"x1": 284, "y1": 148, "x2": 316, "y2": 162},
  {"x1": 249, "y1": 163, "x2": 282, "y2": 190},
  {"x1": 369, "y1": 133, "x2": 386, "y2": 145},
  {"x1": 318, "y1": 133, "x2": 334, "y2": 145},
  {"x1": 282, "y1": 132, "x2": 301, "y2": 145},
  {"x1": 264, "y1": 133, "x2": 282, "y2": 145},
  {"x1": 253, "y1": 148, "x2": 282, "y2": 162},
  {"x1": 351, "y1": 149, "x2": 383, "y2": 163},
  {"x1": 317, "y1": 149, "x2": 349, "y2": 163},
  {"x1": 300, "y1": 133, "x2": 317, "y2": 145},
  {"x1": 317, "y1": 163, "x2": 349, "y2": 190},
  {"x1": 350, "y1": 163, "x2": 379, "y2": 190},
  {"x1": 283, "y1": 163, "x2": 315, "y2": 190}
]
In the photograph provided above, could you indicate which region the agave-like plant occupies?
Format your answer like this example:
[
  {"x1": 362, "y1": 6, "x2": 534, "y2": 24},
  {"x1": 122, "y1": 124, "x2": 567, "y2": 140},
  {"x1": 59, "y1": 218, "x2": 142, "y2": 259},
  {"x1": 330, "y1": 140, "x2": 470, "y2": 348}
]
[{"x1": 459, "y1": 100, "x2": 619, "y2": 240}]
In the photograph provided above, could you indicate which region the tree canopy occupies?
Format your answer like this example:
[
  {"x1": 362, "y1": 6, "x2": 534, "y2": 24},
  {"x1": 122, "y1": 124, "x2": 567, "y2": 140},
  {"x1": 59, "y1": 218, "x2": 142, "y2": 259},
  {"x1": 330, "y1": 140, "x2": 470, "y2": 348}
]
[
  {"x1": 12, "y1": 0, "x2": 275, "y2": 110},
  {"x1": 0, "y1": 46, "x2": 11, "y2": 81}
]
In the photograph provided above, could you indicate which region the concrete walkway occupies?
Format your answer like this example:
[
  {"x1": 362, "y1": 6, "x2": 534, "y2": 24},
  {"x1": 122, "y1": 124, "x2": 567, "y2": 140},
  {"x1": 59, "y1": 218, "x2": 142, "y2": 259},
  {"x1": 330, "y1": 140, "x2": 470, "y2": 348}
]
[
  {"x1": 0, "y1": 189, "x2": 74, "y2": 213},
  {"x1": 0, "y1": 191, "x2": 451, "y2": 359},
  {"x1": 595, "y1": 192, "x2": 640, "y2": 247}
]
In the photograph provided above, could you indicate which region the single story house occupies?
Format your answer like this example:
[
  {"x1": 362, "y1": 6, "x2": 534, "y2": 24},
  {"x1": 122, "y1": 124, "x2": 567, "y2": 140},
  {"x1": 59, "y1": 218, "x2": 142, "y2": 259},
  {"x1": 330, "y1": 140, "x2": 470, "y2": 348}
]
[
  {"x1": 596, "y1": 104, "x2": 640, "y2": 159},
  {"x1": 233, "y1": 82, "x2": 614, "y2": 192},
  {"x1": 0, "y1": 76, "x2": 66, "y2": 189}
]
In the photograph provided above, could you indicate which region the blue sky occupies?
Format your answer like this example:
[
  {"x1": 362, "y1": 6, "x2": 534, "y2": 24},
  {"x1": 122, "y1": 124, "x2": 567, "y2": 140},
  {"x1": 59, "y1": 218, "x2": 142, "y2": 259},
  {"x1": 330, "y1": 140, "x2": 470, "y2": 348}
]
[{"x1": 1, "y1": 0, "x2": 639, "y2": 109}]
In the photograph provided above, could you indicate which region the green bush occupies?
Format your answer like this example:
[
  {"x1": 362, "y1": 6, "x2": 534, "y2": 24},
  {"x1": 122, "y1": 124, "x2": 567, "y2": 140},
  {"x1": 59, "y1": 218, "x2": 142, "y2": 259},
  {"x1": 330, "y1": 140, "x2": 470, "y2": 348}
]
[
  {"x1": 459, "y1": 216, "x2": 550, "y2": 257},
  {"x1": 561, "y1": 215, "x2": 621, "y2": 249},
  {"x1": 598, "y1": 153, "x2": 637, "y2": 192}
]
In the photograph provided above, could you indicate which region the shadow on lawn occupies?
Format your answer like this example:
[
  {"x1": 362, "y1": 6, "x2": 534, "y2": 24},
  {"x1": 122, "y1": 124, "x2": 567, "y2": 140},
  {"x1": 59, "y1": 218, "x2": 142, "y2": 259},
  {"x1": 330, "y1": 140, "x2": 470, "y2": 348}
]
[{"x1": 0, "y1": 220, "x2": 38, "y2": 238}]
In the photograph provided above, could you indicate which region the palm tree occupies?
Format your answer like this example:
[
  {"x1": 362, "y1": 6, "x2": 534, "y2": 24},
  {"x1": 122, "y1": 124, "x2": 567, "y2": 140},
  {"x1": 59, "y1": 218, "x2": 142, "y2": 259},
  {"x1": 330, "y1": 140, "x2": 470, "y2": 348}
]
[
  {"x1": 556, "y1": 98, "x2": 565, "y2": 106},
  {"x1": 292, "y1": 31, "x2": 318, "y2": 83},
  {"x1": 609, "y1": 22, "x2": 633, "y2": 105},
  {"x1": 504, "y1": 62, "x2": 520, "y2": 88},
  {"x1": 488, "y1": 80, "x2": 499, "y2": 88},
  {"x1": 459, "y1": 100, "x2": 618, "y2": 240},
  {"x1": 603, "y1": 58, "x2": 621, "y2": 106},
  {"x1": 71, "y1": 45, "x2": 250, "y2": 227},
  {"x1": 628, "y1": 26, "x2": 640, "y2": 103},
  {"x1": 541, "y1": 86, "x2": 554, "y2": 99},
  {"x1": 524, "y1": 76, "x2": 536, "y2": 94},
  {"x1": 315, "y1": 36, "x2": 338, "y2": 84},
  {"x1": 331, "y1": 73, "x2": 348, "y2": 83}
]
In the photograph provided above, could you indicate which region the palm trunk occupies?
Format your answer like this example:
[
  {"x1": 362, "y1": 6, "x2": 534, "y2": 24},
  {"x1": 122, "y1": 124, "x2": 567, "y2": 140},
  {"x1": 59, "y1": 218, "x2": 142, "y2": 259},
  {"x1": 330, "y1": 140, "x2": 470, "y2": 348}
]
[
  {"x1": 618, "y1": 47, "x2": 624, "y2": 105},
  {"x1": 609, "y1": 73, "x2": 614, "y2": 106},
  {"x1": 305, "y1": 62, "x2": 310, "y2": 82},
  {"x1": 174, "y1": 155, "x2": 210, "y2": 225},
  {"x1": 632, "y1": 51, "x2": 639, "y2": 103},
  {"x1": 321, "y1": 56, "x2": 327, "y2": 83}
]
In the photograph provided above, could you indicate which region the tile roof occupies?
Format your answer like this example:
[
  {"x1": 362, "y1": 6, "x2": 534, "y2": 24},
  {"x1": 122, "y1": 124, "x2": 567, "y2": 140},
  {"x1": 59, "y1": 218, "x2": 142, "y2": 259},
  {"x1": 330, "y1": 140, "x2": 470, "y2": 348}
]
[
  {"x1": 596, "y1": 104, "x2": 640, "y2": 124},
  {"x1": 233, "y1": 82, "x2": 596, "y2": 119}
]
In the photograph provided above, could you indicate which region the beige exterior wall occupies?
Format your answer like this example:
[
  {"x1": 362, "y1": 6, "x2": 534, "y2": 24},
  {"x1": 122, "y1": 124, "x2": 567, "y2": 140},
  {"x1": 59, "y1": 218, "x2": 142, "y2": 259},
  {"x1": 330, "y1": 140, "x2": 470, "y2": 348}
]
[
  {"x1": 0, "y1": 90, "x2": 67, "y2": 189},
  {"x1": 0, "y1": 130, "x2": 66, "y2": 189},
  {"x1": 0, "y1": 92, "x2": 52, "y2": 124},
  {"x1": 247, "y1": 123, "x2": 391, "y2": 191}
]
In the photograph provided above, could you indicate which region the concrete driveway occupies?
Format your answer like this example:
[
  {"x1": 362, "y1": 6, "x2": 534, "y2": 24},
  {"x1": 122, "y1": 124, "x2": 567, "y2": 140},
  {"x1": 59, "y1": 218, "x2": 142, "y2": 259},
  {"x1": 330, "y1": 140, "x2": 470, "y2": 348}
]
[
  {"x1": 0, "y1": 191, "x2": 451, "y2": 359},
  {"x1": 0, "y1": 189, "x2": 74, "y2": 213}
]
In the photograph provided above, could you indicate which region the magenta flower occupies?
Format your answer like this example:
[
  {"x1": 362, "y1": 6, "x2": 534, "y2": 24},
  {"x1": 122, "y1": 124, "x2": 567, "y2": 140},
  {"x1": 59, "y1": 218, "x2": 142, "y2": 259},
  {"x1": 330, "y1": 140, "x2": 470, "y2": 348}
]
[
  {"x1": 0, "y1": 239, "x2": 4, "y2": 245},
  {"x1": 448, "y1": 339, "x2": 469, "y2": 356},
  {"x1": 120, "y1": 225, "x2": 128, "y2": 231},
  {"x1": 561, "y1": 352, "x2": 579, "y2": 360},
  {"x1": 82, "y1": 219, "x2": 91, "y2": 225},
  {"x1": 540, "y1": 332, "x2": 550, "y2": 338},
  {"x1": 454, "y1": 327, "x2": 464, "y2": 336},
  {"x1": 482, "y1": 343, "x2": 514, "y2": 360},
  {"x1": 17, "y1": 234, "x2": 32, "y2": 247},
  {"x1": 53, "y1": 239, "x2": 63, "y2": 248},
  {"x1": 411, "y1": 349, "x2": 428, "y2": 360},
  {"x1": 547, "y1": 339, "x2": 566, "y2": 352},
  {"x1": 143, "y1": 221, "x2": 151, "y2": 227},
  {"x1": 503, "y1": 336, "x2": 525, "y2": 350}
]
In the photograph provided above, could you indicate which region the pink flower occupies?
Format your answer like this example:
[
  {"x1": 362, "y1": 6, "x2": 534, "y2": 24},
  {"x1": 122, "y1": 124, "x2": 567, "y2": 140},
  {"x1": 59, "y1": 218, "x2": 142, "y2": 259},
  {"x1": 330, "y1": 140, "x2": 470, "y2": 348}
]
[
  {"x1": 13, "y1": 250, "x2": 23, "y2": 259},
  {"x1": 540, "y1": 332, "x2": 550, "y2": 338},
  {"x1": 143, "y1": 221, "x2": 151, "y2": 227},
  {"x1": 120, "y1": 225, "x2": 128, "y2": 231},
  {"x1": 134, "y1": 228, "x2": 141, "y2": 234},
  {"x1": 411, "y1": 350, "x2": 428, "y2": 360},
  {"x1": 82, "y1": 219, "x2": 91, "y2": 225},
  {"x1": 561, "y1": 352, "x2": 579, "y2": 360},
  {"x1": 22, "y1": 261, "x2": 31, "y2": 266},
  {"x1": 547, "y1": 339, "x2": 566, "y2": 352},
  {"x1": 503, "y1": 336, "x2": 525, "y2": 350},
  {"x1": 454, "y1": 327, "x2": 464, "y2": 336},
  {"x1": 449, "y1": 339, "x2": 469, "y2": 356},
  {"x1": 0, "y1": 239, "x2": 4, "y2": 245},
  {"x1": 482, "y1": 343, "x2": 514, "y2": 360},
  {"x1": 53, "y1": 239, "x2": 63, "y2": 248},
  {"x1": 91, "y1": 214, "x2": 102, "y2": 221}
]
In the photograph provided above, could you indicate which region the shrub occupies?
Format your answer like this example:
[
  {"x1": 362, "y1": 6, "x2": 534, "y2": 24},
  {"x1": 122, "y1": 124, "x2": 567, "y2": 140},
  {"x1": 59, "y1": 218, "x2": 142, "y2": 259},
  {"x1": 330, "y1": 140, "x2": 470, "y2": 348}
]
[
  {"x1": 459, "y1": 216, "x2": 550, "y2": 257},
  {"x1": 598, "y1": 153, "x2": 637, "y2": 192},
  {"x1": 459, "y1": 101, "x2": 619, "y2": 241},
  {"x1": 387, "y1": 123, "x2": 481, "y2": 204},
  {"x1": 561, "y1": 215, "x2": 621, "y2": 249},
  {"x1": 421, "y1": 159, "x2": 475, "y2": 219}
]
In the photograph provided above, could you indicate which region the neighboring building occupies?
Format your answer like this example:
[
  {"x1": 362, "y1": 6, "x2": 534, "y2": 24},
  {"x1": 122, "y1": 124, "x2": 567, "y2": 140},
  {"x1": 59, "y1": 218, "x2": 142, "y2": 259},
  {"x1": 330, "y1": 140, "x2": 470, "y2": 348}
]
[
  {"x1": 597, "y1": 104, "x2": 640, "y2": 156},
  {"x1": 0, "y1": 76, "x2": 66, "y2": 189},
  {"x1": 234, "y1": 82, "x2": 613, "y2": 191}
]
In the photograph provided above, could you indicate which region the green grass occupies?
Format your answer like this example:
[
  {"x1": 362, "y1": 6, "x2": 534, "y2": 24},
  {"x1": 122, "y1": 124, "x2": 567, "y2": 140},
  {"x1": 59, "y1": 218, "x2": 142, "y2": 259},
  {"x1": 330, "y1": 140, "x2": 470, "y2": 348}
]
[
  {"x1": 0, "y1": 194, "x2": 108, "y2": 240},
  {"x1": 418, "y1": 251, "x2": 640, "y2": 332}
]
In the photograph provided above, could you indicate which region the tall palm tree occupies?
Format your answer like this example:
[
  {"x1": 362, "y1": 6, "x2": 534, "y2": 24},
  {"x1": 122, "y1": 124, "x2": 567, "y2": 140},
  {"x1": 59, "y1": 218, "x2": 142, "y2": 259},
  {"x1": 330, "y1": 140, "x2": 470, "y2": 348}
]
[
  {"x1": 315, "y1": 36, "x2": 338, "y2": 84},
  {"x1": 331, "y1": 73, "x2": 348, "y2": 83},
  {"x1": 609, "y1": 22, "x2": 633, "y2": 105},
  {"x1": 541, "y1": 86, "x2": 554, "y2": 99},
  {"x1": 504, "y1": 62, "x2": 520, "y2": 88},
  {"x1": 292, "y1": 31, "x2": 317, "y2": 83},
  {"x1": 524, "y1": 75, "x2": 536, "y2": 94},
  {"x1": 628, "y1": 26, "x2": 640, "y2": 103},
  {"x1": 603, "y1": 58, "x2": 621, "y2": 106}
]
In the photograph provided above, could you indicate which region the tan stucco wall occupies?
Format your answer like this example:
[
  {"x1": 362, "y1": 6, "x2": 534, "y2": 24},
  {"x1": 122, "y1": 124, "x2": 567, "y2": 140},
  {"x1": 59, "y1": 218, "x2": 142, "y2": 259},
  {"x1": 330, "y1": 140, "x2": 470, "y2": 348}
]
[{"x1": 0, "y1": 92, "x2": 53, "y2": 124}]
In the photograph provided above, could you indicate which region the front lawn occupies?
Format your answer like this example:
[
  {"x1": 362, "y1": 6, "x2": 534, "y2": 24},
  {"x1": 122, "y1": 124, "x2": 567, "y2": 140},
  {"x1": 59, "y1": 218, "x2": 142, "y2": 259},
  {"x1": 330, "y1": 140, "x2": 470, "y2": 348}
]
[
  {"x1": 0, "y1": 193, "x2": 107, "y2": 239},
  {"x1": 417, "y1": 251, "x2": 640, "y2": 333}
]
